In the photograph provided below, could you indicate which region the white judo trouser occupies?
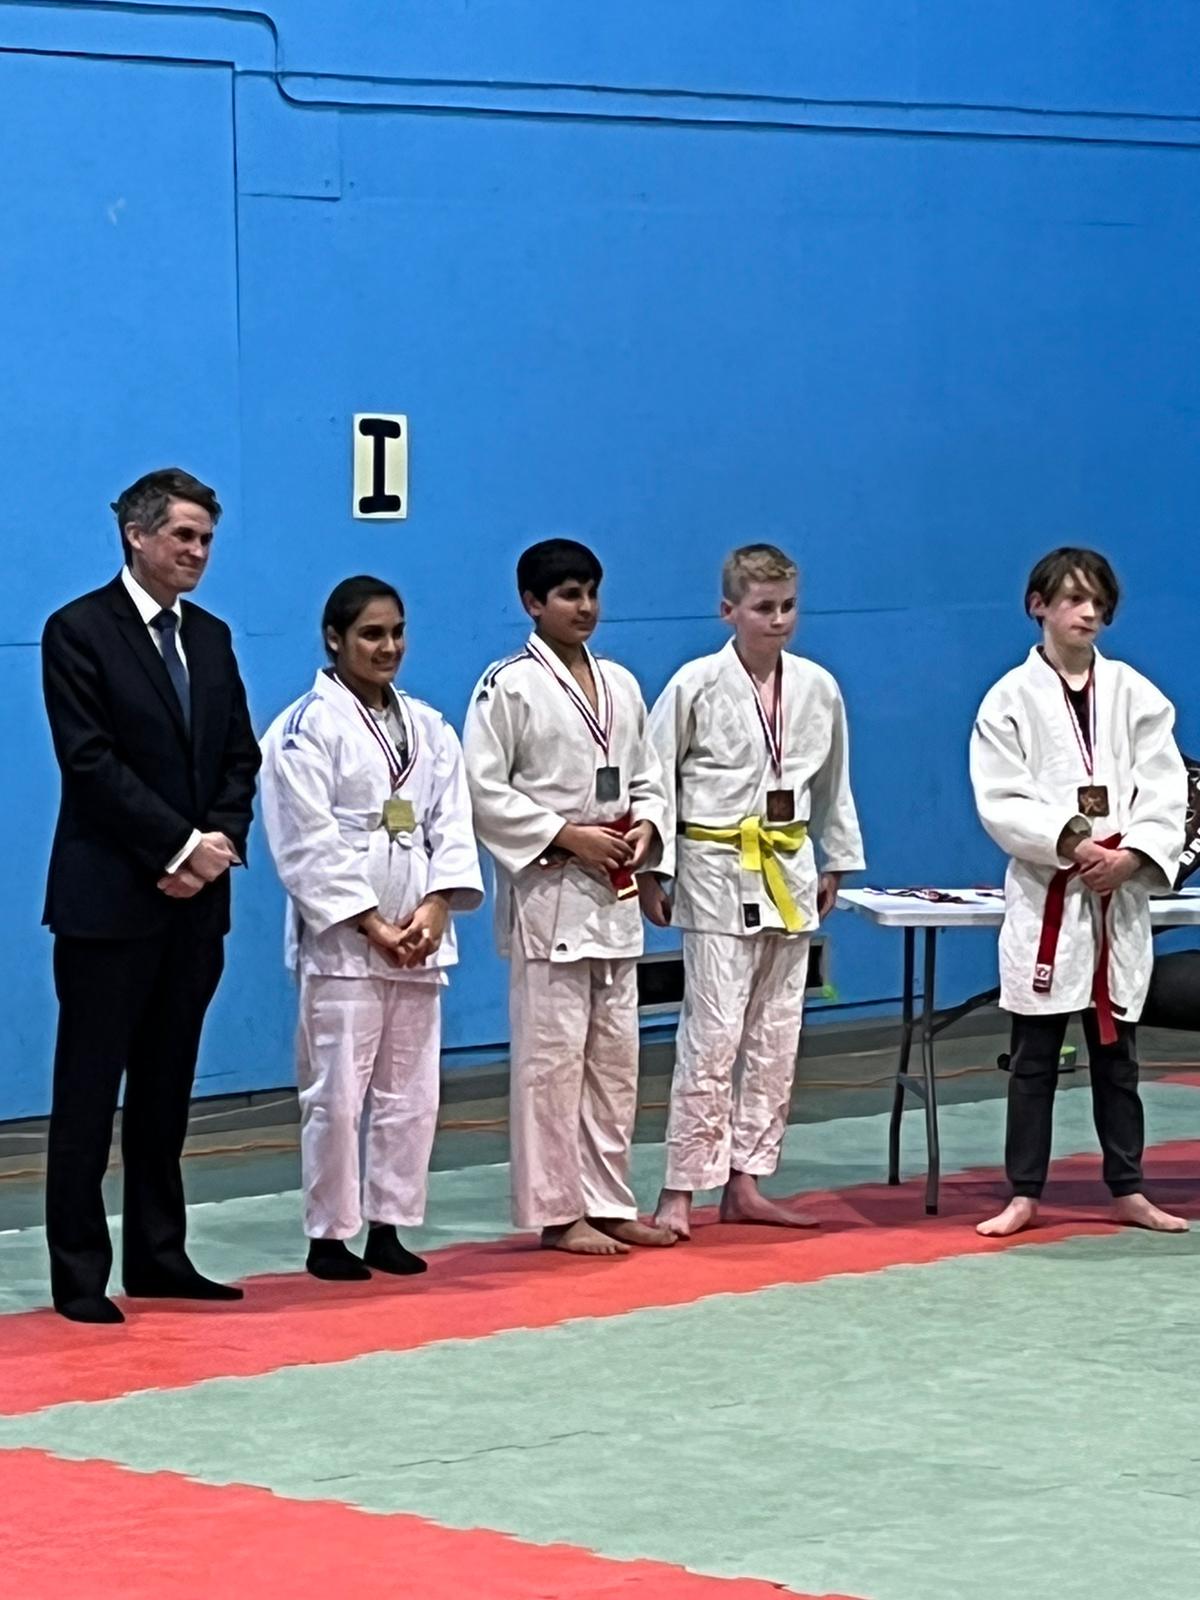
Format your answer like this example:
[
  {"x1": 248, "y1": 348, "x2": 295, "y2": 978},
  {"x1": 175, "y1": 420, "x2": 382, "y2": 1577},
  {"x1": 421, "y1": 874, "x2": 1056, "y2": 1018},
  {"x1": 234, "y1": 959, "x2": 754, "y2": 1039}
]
[
  {"x1": 297, "y1": 973, "x2": 441, "y2": 1239},
  {"x1": 508, "y1": 945, "x2": 640, "y2": 1230},
  {"x1": 665, "y1": 930, "x2": 810, "y2": 1192}
]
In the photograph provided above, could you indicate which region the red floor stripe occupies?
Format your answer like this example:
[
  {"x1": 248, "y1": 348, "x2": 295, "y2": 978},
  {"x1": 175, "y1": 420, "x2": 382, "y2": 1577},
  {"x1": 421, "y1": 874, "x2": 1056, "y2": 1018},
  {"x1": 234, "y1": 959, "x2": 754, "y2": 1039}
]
[
  {"x1": 4, "y1": 1140, "x2": 1198, "y2": 1415},
  {"x1": 0, "y1": 1449, "x2": 863, "y2": 1600},
  {"x1": 1158, "y1": 1070, "x2": 1200, "y2": 1088}
]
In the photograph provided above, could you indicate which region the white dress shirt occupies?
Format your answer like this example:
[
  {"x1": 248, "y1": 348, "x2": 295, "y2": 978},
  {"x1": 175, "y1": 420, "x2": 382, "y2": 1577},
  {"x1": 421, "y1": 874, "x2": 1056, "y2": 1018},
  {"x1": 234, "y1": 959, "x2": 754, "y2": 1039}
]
[{"x1": 120, "y1": 565, "x2": 201, "y2": 874}]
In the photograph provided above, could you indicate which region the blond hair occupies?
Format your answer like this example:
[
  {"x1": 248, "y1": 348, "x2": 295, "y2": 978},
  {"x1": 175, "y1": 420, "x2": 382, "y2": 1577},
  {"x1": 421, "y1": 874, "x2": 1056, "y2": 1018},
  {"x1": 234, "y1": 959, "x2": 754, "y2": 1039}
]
[{"x1": 721, "y1": 543, "x2": 798, "y2": 603}]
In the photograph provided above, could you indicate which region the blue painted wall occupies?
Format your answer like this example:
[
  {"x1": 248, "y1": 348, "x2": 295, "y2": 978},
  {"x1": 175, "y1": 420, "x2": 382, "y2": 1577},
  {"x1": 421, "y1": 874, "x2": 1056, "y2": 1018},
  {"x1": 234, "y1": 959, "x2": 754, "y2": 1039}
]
[{"x1": 1, "y1": 1, "x2": 1197, "y2": 1117}]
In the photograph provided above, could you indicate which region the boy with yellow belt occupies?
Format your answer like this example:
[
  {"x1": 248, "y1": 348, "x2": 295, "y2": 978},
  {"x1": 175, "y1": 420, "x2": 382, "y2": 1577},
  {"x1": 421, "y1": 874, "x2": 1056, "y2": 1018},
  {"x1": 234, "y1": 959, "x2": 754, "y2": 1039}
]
[{"x1": 641, "y1": 544, "x2": 865, "y2": 1238}]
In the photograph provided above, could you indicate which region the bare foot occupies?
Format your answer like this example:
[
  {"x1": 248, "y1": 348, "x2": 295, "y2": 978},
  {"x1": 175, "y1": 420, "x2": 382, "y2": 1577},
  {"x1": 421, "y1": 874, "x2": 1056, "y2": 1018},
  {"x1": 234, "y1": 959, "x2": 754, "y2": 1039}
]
[
  {"x1": 1111, "y1": 1193, "x2": 1189, "y2": 1233},
  {"x1": 976, "y1": 1197, "x2": 1039, "y2": 1237},
  {"x1": 653, "y1": 1188, "x2": 693, "y2": 1240},
  {"x1": 541, "y1": 1219, "x2": 629, "y2": 1256},
  {"x1": 589, "y1": 1217, "x2": 676, "y2": 1248},
  {"x1": 719, "y1": 1173, "x2": 819, "y2": 1228}
]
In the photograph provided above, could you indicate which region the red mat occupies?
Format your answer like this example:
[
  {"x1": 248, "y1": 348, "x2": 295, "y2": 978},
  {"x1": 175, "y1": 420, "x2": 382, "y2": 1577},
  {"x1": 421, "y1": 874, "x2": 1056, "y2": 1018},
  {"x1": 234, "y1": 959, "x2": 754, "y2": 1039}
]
[
  {"x1": 0, "y1": 1449, "x2": 863, "y2": 1600},
  {"x1": 4, "y1": 1141, "x2": 1198, "y2": 1415}
]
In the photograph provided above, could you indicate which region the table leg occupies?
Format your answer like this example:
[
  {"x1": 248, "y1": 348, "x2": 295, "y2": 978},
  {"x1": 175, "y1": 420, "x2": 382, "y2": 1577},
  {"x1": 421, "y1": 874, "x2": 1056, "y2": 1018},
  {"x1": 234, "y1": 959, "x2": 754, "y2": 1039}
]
[
  {"x1": 887, "y1": 927, "x2": 916, "y2": 1185},
  {"x1": 921, "y1": 928, "x2": 941, "y2": 1214}
]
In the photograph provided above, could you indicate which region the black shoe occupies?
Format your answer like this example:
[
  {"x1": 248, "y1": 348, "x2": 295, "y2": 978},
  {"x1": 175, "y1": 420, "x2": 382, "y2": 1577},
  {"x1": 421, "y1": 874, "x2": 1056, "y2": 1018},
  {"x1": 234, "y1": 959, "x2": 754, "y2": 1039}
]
[
  {"x1": 54, "y1": 1295, "x2": 125, "y2": 1325},
  {"x1": 124, "y1": 1269, "x2": 244, "y2": 1301},
  {"x1": 363, "y1": 1224, "x2": 427, "y2": 1276},
  {"x1": 306, "y1": 1239, "x2": 371, "y2": 1282}
]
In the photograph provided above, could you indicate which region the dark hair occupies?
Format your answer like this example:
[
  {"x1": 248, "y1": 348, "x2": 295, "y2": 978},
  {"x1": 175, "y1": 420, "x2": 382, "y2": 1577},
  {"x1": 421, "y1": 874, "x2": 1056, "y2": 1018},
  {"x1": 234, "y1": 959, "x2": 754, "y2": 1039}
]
[
  {"x1": 321, "y1": 575, "x2": 404, "y2": 658},
  {"x1": 516, "y1": 538, "x2": 603, "y2": 603},
  {"x1": 111, "y1": 468, "x2": 221, "y2": 565},
  {"x1": 1024, "y1": 547, "x2": 1120, "y2": 625}
]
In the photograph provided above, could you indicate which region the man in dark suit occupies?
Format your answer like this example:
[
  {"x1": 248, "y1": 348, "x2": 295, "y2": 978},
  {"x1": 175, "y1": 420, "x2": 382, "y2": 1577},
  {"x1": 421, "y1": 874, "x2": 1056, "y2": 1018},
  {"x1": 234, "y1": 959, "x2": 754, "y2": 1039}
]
[{"x1": 41, "y1": 468, "x2": 261, "y2": 1323}]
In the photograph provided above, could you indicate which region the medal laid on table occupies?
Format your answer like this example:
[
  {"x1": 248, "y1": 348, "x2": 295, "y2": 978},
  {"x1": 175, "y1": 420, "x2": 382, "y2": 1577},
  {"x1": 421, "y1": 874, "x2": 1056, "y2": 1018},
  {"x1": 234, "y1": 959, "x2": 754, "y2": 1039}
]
[
  {"x1": 524, "y1": 634, "x2": 621, "y2": 804},
  {"x1": 741, "y1": 653, "x2": 794, "y2": 822}
]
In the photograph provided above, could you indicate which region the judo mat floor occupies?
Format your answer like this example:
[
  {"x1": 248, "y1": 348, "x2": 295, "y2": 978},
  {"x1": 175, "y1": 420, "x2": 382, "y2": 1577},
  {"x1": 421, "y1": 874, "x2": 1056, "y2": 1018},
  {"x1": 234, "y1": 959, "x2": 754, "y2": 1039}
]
[{"x1": 3, "y1": 1019, "x2": 1200, "y2": 1599}]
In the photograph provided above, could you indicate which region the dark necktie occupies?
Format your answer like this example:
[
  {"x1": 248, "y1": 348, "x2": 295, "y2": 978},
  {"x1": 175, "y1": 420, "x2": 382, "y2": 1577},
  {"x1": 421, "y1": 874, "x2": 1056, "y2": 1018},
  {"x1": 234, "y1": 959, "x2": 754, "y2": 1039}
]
[{"x1": 150, "y1": 609, "x2": 191, "y2": 731}]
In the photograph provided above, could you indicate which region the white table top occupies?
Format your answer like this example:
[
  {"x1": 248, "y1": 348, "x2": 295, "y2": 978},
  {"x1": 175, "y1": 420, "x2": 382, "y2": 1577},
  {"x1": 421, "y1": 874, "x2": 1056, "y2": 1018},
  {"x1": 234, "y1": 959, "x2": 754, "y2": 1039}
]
[{"x1": 837, "y1": 886, "x2": 1200, "y2": 930}]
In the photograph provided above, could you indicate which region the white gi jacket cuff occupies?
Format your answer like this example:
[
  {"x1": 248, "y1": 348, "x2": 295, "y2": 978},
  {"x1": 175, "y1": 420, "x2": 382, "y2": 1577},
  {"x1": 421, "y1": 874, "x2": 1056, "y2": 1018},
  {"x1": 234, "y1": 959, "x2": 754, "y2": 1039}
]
[
  {"x1": 319, "y1": 897, "x2": 382, "y2": 935},
  {"x1": 426, "y1": 880, "x2": 486, "y2": 912},
  {"x1": 164, "y1": 828, "x2": 203, "y2": 875},
  {"x1": 1056, "y1": 814, "x2": 1091, "y2": 864},
  {"x1": 1120, "y1": 832, "x2": 1174, "y2": 889}
]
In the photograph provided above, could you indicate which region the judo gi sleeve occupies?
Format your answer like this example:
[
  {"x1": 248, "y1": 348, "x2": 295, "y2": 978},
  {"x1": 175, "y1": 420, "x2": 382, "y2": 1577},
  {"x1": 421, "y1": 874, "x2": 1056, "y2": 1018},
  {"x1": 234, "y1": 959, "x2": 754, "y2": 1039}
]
[
  {"x1": 807, "y1": 687, "x2": 866, "y2": 874},
  {"x1": 462, "y1": 676, "x2": 567, "y2": 873},
  {"x1": 625, "y1": 686, "x2": 671, "y2": 872},
  {"x1": 260, "y1": 722, "x2": 379, "y2": 934},
  {"x1": 1122, "y1": 690, "x2": 1187, "y2": 888},
  {"x1": 643, "y1": 673, "x2": 691, "y2": 881},
  {"x1": 969, "y1": 695, "x2": 1085, "y2": 869},
  {"x1": 423, "y1": 723, "x2": 486, "y2": 910}
]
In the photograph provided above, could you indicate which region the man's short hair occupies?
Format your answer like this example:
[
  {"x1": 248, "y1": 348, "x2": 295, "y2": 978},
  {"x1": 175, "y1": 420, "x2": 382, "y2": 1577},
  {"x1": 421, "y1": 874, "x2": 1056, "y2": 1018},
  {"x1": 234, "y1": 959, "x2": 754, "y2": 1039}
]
[
  {"x1": 721, "y1": 543, "x2": 798, "y2": 604},
  {"x1": 1024, "y1": 547, "x2": 1120, "y2": 625},
  {"x1": 111, "y1": 468, "x2": 222, "y2": 565},
  {"x1": 516, "y1": 538, "x2": 603, "y2": 603},
  {"x1": 321, "y1": 575, "x2": 404, "y2": 659}
]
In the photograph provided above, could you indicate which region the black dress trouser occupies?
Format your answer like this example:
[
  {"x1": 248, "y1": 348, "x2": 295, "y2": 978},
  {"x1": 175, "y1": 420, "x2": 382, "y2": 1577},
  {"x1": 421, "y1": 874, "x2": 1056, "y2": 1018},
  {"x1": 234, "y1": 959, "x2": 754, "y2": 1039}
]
[
  {"x1": 1005, "y1": 1010, "x2": 1143, "y2": 1199},
  {"x1": 46, "y1": 925, "x2": 224, "y2": 1306}
]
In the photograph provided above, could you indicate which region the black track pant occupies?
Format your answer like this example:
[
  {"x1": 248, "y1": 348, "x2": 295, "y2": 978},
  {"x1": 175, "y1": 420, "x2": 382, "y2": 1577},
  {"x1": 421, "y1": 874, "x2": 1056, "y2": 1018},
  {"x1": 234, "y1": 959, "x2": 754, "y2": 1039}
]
[{"x1": 1005, "y1": 1011, "x2": 1143, "y2": 1199}]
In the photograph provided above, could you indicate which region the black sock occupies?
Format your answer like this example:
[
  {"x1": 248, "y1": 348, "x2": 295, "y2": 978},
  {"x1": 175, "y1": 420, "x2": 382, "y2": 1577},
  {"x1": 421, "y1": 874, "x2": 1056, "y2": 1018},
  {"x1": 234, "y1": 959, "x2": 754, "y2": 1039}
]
[
  {"x1": 305, "y1": 1239, "x2": 371, "y2": 1281},
  {"x1": 363, "y1": 1223, "x2": 427, "y2": 1276}
]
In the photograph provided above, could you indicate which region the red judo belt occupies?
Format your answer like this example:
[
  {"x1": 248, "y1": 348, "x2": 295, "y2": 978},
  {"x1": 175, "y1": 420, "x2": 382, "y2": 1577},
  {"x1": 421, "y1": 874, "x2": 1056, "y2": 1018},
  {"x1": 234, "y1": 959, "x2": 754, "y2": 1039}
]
[
  {"x1": 542, "y1": 811, "x2": 639, "y2": 900},
  {"x1": 1033, "y1": 833, "x2": 1122, "y2": 1044},
  {"x1": 598, "y1": 811, "x2": 638, "y2": 901}
]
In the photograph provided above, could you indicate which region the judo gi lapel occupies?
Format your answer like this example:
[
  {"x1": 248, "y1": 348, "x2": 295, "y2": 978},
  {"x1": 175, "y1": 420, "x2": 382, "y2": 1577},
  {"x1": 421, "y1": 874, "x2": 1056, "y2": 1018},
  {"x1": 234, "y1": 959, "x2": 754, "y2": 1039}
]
[
  {"x1": 524, "y1": 632, "x2": 614, "y2": 760},
  {"x1": 1030, "y1": 643, "x2": 1110, "y2": 797},
  {"x1": 317, "y1": 669, "x2": 417, "y2": 791},
  {"x1": 719, "y1": 639, "x2": 774, "y2": 790}
]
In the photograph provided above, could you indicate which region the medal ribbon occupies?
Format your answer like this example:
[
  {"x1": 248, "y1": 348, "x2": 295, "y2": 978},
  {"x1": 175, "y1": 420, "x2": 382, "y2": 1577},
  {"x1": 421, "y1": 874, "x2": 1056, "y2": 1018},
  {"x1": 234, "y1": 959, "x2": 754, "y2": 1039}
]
[
  {"x1": 739, "y1": 655, "x2": 784, "y2": 781},
  {"x1": 524, "y1": 636, "x2": 613, "y2": 758},
  {"x1": 1057, "y1": 664, "x2": 1097, "y2": 778},
  {"x1": 345, "y1": 687, "x2": 419, "y2": 792}
]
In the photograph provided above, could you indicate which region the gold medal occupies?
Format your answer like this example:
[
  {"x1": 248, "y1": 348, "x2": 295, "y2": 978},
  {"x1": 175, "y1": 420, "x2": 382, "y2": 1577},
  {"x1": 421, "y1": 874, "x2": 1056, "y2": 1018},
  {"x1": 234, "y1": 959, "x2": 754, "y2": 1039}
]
[{"x1": 382, "y1": 797, "x2": 416, "y2": 838}]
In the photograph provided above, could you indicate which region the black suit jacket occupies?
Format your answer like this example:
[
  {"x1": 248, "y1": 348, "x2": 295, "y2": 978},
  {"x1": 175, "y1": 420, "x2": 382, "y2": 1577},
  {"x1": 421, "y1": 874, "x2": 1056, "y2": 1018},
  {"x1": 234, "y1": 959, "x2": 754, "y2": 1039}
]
[{"x1": 42, "y1": 575, "x2": 261, "y2": 939}]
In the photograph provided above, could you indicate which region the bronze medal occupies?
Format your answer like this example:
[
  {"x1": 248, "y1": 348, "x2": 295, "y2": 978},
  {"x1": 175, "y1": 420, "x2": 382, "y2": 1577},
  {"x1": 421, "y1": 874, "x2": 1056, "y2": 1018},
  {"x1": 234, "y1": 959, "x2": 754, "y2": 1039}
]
[{"x1": 1077, "y1": 784, "x2": 1109, "y2": 819}]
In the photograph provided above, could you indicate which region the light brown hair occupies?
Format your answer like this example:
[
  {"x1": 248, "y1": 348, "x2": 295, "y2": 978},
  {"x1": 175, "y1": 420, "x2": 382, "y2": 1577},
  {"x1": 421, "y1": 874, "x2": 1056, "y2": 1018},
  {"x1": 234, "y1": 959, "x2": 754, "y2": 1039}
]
[{"x1": 721, "y1": 543, "x2": 798, "y2": 604}]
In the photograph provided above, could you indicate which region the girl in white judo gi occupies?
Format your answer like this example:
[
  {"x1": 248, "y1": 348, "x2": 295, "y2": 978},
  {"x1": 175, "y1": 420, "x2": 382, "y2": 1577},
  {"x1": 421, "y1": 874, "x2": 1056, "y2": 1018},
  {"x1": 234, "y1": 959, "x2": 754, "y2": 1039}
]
[
  {"x1": 641, "y1": 544, "x2": 865, "y2": 1239},
  {"x1": 463, "y1": 539, "x2": 675, "y2": 1257},
  {"x1": 261, "y1": 576, "x2": 483, "y2": 1280},
  {"x1": 969, "y1": 547, "x2": 1187, "y2": 1238}
]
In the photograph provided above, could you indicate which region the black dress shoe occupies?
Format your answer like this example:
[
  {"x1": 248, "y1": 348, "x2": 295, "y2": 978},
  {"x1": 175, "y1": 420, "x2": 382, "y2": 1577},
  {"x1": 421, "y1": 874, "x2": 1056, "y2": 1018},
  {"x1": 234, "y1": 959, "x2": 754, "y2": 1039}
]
[
  {"x1": 363, "y1": 1223, "x2": 427, "y2": 1276},
  {"x1": 54, "y1": 1295, "x2": 125, "y2": 1325},
  {"x1": 306, "y1": 1239, "x2": 372, "y2": 1282},
  {"x1": 124, "y1": 1270, "x2": 243, "y2": 1301}
]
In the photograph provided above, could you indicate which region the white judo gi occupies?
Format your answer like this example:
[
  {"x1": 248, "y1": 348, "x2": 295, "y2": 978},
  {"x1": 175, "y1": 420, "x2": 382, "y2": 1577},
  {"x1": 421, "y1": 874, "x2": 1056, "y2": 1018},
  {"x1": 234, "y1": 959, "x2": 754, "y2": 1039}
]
[
  {"x1": 970, "y1": 647, "x2": 1185, "y2": 1024},
  {"x1": 463, "y1": 636, "x2": 669, "y2": 1229},
  {"x1": 261, "y1": 670, "x2": 483, "y2": 1239},
  {"x1": 648, "y1": 641, "x2": 865, "y2": 1191}
]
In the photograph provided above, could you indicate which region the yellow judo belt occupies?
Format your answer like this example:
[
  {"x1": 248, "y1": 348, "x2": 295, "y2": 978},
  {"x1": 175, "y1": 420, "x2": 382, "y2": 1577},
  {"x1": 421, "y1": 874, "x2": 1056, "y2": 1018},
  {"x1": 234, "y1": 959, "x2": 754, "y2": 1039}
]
[{"x1": 681, "y1": 816, "x2": 809, "y2": 932}]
